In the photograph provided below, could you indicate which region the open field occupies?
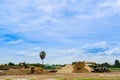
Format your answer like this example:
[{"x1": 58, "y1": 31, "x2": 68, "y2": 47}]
[
  {"x1": 0, "y1": 72, "x2": 120, "y2": 80},
  {"x1": 0, "y1": 62, "x2": 119, "y2": 80},
  {"x1": 109, "y1": 68, "x2": 120, "y2": 71}
]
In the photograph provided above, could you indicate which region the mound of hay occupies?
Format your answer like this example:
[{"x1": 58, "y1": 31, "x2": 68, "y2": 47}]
[
  {"x1": 1, "y1": 67, "x2": 45, "y2": 75},
  {"x1": 0, "y1": 65, "x2": 9, "y2": 70},
  {"x1": 73, "y1": 62, "x2": 92, "y2": 73},
  {"x1": 84, "y1": 65, "x2": 93, "y2": 72},
  {"x1": 34, "y1": 67, "x2": 46, "y2": 74},
  {"x1": 5, "y1": 68, "x2": 30, "y2": 75},
  {"x1": 57, "y1": 62, "x2": 92, "y2": 73},
  {"x1": 57, "y1": 64, "x2": 73, "y2": 73}
]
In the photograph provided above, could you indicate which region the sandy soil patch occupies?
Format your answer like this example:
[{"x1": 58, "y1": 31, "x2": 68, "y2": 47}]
[{"x1": 0, "y1": 72, "x2": 119, "y2": 80}]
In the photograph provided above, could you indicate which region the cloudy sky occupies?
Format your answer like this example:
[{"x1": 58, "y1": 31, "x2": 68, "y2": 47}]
[{"x1": 0, "y1": 0, "x2": 120, "y2": 64}]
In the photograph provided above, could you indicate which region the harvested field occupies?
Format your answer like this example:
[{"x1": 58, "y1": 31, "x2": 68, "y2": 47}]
[
  {"x1": 0, "y1": 72, "x2": 120, "y2": 80},
  {"x1": 0, "y1": 67, "x2": 45, "y2": 75},
  {"x1": 0, "y1": 62, "x2": 119, "y2": 80}
]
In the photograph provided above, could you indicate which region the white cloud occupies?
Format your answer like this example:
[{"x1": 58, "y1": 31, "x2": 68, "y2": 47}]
[
  {"x1": 1, "y1": 0, "x2": 120, "y2": 40},
  {"x1": 1, "y1": 41, "x2": 120, "y2": 64},
  {"x1": 71, "y1": 0, "x2": 120, "y2": 19},
  {"x1": 104, "y1": 47, "x2": 120, "y2": 55},
  {"x1": 32, "y1": 47, "x2": 42, "y2": 51},
  {"x1": 83, "y1": 41, "x2": 108, "y2": 49},
  {"x1": 7, "y1": 39, "x2": 23, "y2": 45},
  {"x1": 0, "y1": 0, "x2": 120, "y2": 64},
  {"x1": 93, "y1": 0, "x2": 120, "y2": 17}
]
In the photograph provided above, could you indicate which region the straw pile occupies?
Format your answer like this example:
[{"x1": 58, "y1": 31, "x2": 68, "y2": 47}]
[
  {"x1": 73, "y1": 62, "x2": 92, "y2": 73},
  {"x1": 57, "y1": 64, "x2": 73, "y2": 73},
  {"x1": 84, "y1": 65, "x2": 93, "y2": 72},
  {"x1": 57, "y1": 62, "x2": 92, "y2": 73},
  {"x1": 0, "y1": 67, "x2": 45, "y2": 75}
]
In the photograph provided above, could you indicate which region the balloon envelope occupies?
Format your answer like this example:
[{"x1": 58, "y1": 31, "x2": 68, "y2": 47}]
[{"x1": 39, "y1": 51, "x2": 46, "y2": 60}]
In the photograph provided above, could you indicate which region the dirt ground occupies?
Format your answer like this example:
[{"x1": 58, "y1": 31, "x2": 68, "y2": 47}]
[{"x1": 0, "y1": 72, "x2": 120, "y2": 80}]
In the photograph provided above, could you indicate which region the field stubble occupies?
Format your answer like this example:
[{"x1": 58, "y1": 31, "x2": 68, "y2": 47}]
[{"x1": 0, "y1": 72, "x2": 120, "y2": 80}]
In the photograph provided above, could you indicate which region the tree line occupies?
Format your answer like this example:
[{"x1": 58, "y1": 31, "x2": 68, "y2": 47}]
[
  {"x1": 3, "y1": 59, "x2": 120, "y2": 68},
  {"x1": 97, "y1": 59, "x2": 120, "y2": 68}
]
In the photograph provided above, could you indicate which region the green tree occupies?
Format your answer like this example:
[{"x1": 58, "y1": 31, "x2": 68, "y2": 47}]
[
  {"x1": 29, "y1": 63, "x2": 43, "y2": 67},
  {"x1": 100, "y1": 62, "x2": 111, "y2": 68},
  {"x1": 114, "y1": 60, "x2": 120, "y2": 68},
  {"x1": 8, "y1": 62, "x2": 15, "y2": 66}
]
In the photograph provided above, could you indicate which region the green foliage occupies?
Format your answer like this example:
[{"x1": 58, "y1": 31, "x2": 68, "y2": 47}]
[
  {"x1": 5, "y1": 79, "x2": 12, "y2": 80},
  {"x1": 109, "y1": 68, "x2": 120, "y2": 71},
  {"x1": 44, "y1": 64, "x2": 57, "y2": 69},
  {"x1": 97, "y1": 59, "x2": 120, "y2": 68},
  {"x1": 98, "y1": 62, "x2": 112, "y2": 68},
  {"x1": 72, "y1": 61, "x2": 77, "y2": 65},
  {"x1": 8, "y1": 62, "x2": 15, "y2": 66},
  {"x1": 114, "y1": 60, "x2": 120, "y2": 68},
  {"x1": 56, "y1": 78, "x2": 119, "y2": 80},
  {"x1": 29, "y1": 63, "x2": 43, "y2": 67},
  {"x1": 29, "y1": 78, "x2": 36, "y2": 80},
  {"x1": 1, "y1": 60, "x2": 119, "y2": 69},
  {"x1": 56, "y1": 78, "x2": 120, "y2": 80}
]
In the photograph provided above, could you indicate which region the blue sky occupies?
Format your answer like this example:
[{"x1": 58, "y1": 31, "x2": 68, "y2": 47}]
[{"x1": 0, "y1": 0, "x2": 120, "y2": 64}]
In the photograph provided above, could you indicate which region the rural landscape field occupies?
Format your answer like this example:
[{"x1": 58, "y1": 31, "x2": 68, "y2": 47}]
[
  {"x1": 0, "y1": 60, "x2": 120, "y2": 80},
  {"x1": 0, "y1": 0, "x2": 120, "y2": 80},
  {"x1": 0, "y1": 72, "x2": 120, "y2": 80}
]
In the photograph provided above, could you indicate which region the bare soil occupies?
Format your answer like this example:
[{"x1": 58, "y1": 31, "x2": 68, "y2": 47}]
[{"x1": 0, "y1": 72, "x2": 120, "y2": 80}]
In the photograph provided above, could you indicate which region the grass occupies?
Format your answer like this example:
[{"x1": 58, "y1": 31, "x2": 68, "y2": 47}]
[
  {"x1": 29, "y1": 78, "x2": 36, "y2": 80},
  {"x1": 109, "y1": 68, "x2": 120, "y2": 71},
  {"x1": 56, "y1": 78, "x2": 120, "y2": 80},
  {"x1": 3, "y1": 78, "x2": 120, "y2": 80},
  {"x1": 5, "y1": 79, "x2": 12, "y2": 80}
]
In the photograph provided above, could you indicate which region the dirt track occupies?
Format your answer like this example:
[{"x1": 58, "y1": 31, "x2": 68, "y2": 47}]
[{"x1": 0, "y1": 72, "x2": 120, "y2": 80}]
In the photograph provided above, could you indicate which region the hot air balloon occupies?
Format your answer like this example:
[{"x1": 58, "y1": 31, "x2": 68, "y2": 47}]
[{"x1": 39, "y1": 51, "x2": 46, "y2": 68}]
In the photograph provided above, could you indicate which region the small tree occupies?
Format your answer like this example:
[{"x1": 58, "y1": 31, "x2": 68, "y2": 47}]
[
  {"x1": 114, "y1": 60, "x2": 120, "y2": 68},
  {"x1": 39, "y1": 51, "x2": 46, "y2": 68},
  {"x1": 8, "y1": 62, "x2": 15, "y2": 66},
  {"x1": 100, "y1": 62, "x2": 111, "y2": 68}
]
